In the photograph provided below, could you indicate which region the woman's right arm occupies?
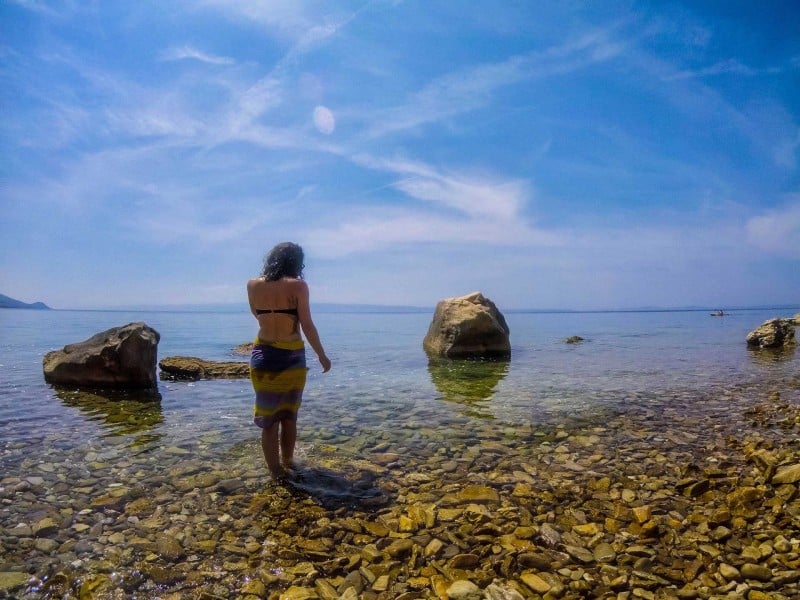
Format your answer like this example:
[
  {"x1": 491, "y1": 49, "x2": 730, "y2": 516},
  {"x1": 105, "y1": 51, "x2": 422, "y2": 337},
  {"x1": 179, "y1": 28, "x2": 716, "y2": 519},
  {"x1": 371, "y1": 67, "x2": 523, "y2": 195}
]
[{"x1": 295, "y1": 280, "x2": 331, "y2": 372}]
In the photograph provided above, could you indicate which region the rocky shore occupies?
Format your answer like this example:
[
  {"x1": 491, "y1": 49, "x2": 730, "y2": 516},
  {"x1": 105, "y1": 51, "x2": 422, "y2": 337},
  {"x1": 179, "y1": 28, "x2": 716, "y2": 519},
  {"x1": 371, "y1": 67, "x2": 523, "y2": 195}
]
[{"x1": 1, "y1": 373, "x2": 799, "y2": 599}]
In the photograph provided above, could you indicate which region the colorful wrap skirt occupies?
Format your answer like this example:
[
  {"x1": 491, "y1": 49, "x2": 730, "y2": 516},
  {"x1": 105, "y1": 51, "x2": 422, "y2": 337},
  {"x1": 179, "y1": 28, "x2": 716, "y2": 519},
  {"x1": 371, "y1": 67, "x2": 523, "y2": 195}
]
[{"x1": 250, "y1": 339, "x2": 307, "y2": 428}]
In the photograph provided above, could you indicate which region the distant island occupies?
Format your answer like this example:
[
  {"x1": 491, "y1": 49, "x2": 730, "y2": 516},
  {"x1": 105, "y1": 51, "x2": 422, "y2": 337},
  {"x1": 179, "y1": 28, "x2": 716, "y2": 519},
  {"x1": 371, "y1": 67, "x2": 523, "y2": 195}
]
[{"x1": 0, "y1": 293, "x2": 51, "y2": 310}]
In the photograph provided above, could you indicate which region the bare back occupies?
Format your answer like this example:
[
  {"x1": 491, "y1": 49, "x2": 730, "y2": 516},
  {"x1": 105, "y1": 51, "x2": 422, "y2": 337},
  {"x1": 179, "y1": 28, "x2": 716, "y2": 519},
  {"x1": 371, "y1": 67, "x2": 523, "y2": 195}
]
[{"x1": 247, "y1": 277, "x2": 302, "y2": 342}]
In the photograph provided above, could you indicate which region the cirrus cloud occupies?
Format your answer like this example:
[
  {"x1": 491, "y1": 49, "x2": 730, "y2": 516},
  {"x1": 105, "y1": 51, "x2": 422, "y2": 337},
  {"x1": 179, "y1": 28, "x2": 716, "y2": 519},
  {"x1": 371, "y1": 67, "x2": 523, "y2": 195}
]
[{"x1": 746, "y1": 199, "x2": 800, "y2": 259}]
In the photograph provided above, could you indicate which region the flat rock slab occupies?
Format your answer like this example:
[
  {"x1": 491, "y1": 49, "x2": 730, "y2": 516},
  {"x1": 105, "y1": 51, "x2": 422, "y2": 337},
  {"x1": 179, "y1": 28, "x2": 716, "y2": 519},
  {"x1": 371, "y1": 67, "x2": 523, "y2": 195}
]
[{"x1": 159, "y1": 357, "x2": 249, "y2": 381}]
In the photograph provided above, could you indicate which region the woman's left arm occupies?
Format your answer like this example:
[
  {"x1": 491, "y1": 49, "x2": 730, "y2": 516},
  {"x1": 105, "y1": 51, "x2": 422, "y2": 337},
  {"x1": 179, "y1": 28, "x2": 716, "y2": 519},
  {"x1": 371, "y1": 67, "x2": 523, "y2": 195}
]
[{"x1": 295, "y1": 280, "x2": 331, "y2": 372}]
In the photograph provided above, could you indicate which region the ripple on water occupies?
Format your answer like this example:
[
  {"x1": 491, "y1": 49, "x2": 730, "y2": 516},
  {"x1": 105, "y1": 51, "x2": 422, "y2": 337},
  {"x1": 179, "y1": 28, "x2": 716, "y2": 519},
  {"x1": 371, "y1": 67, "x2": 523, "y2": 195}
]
[{"x1": 1, "y1": 308, "x2": 799, "y2": 597}]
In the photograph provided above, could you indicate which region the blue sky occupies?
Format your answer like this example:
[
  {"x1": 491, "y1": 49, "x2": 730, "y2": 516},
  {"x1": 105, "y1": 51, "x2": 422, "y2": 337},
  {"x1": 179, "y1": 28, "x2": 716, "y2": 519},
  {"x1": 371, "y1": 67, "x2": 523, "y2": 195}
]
[{"x1": 1, "y1": 1, "x2": 798, "y2": 310}]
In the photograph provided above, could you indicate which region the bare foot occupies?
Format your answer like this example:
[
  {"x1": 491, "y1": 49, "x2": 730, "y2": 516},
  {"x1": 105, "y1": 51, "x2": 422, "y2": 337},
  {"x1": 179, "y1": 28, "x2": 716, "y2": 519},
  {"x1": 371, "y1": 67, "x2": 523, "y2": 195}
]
[{"x1": 268, "y1": 466, "x2": 288, "y2": 482}]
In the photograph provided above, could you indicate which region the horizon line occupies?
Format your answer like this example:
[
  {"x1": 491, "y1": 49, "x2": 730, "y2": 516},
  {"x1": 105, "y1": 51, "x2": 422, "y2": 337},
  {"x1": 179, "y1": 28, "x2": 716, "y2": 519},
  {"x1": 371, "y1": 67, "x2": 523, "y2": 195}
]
[{"x1": 10, "y1": 301, "x2": 799, "y2": 315}]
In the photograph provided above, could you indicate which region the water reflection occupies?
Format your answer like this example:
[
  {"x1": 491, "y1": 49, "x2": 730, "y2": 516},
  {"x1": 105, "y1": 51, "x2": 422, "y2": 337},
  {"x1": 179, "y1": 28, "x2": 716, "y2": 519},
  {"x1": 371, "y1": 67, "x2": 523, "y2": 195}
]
[
  {"x1": 427, "y1": 358, "x2": 509, "y2": 419},
  {"x1": 747, "y1": 346, "x2": 796, "y2": 366},
  {"x1": 53, "y1": 386, "x2": 164, "y2": 446}
]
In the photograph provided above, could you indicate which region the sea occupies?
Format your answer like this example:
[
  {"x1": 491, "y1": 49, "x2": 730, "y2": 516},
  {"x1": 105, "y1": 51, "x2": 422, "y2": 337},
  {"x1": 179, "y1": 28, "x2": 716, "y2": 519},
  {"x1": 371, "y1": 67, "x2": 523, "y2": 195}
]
[
  {"x1": 1, "y1": 304, "x2": 799, "y2": 596},
  {"x1": 1, "y1": 305, "x2": 798, "y2": 464}
]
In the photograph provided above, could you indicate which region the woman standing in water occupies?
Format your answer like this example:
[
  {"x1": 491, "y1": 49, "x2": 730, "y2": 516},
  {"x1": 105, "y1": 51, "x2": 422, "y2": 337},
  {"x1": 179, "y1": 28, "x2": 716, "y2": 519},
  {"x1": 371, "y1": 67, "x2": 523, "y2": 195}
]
[{"x1": 247, "y1": 242, "x2": 331, "y2": 479}]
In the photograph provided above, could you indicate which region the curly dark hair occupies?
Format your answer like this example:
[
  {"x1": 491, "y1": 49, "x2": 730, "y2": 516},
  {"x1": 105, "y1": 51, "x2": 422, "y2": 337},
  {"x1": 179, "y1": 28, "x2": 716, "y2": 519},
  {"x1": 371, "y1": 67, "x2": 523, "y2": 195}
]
[{"x1": 261, "y1": 242, "x2": 305, "y2": 281}]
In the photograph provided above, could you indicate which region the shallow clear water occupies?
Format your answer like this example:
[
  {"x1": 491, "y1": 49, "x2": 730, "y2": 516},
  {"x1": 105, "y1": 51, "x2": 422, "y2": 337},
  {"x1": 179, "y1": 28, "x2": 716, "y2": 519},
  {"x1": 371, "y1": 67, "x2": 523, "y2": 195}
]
[
  {"x1": 1, "y1": 305, "x2": 797, "y2": 464},
  {"x1": 2, "y1": 305, "x2": 799, "y2": 597}
]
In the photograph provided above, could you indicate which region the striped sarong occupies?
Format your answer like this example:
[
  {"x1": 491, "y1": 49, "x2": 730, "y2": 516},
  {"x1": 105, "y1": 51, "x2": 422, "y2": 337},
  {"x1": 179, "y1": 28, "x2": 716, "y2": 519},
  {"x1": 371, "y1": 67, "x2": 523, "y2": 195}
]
[{"x1": 250, "y1": 339, "x2": 307, "y2": 428}]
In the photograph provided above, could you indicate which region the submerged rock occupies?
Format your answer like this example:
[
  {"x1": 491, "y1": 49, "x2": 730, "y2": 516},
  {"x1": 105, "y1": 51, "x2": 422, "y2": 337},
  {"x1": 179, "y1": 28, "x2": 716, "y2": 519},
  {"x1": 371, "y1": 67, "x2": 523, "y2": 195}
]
[
  {"x1": 746, "y1": 318, "x2": 796, "y2": 348},
  {"x1": 159, "y1": 357, "x2": 249, "y2": 380},
  {"x1": 0, "y1": 572, "x2": 30, "y2": 594},
  {"x1": 43, "y1": 322, "x2": 160, "y2": 389},
  {"x1": 423, "y1": 292, "x2": 510, "y2": 359},
  {"x1": 564, "y1": 336, "x2": 585, "y2": 344}
]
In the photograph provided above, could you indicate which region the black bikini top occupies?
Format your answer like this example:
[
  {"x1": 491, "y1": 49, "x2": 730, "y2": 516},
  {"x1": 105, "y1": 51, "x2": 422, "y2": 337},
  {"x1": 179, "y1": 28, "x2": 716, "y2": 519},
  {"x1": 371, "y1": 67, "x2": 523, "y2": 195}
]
[{"x1": 256, "y1": 307, "x2": 298, "y2": 316}]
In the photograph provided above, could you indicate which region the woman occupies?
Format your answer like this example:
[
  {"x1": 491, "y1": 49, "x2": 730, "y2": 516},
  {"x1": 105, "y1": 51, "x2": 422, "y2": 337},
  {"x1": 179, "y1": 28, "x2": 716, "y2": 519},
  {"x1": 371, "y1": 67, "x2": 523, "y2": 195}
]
[{"x1": 247, "y1": 242, "x2": 331, "y2": 479}]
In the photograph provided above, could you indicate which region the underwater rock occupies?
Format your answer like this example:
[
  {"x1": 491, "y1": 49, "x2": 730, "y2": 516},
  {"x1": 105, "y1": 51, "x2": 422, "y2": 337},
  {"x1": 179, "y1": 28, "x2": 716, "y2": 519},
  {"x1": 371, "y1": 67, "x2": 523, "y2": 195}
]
[
  {"x1": 564, "y1": 336, "x2": 585, "y2": 344},
  {"x1": 423, "y1": 292, "x2": 510, "y2": 359},
  {"x1": 0, "y1": 572, "x2": 29, "y2": 594},
  {"x1": 43, "y1": 322, "x2": 160, "y2": 389}
]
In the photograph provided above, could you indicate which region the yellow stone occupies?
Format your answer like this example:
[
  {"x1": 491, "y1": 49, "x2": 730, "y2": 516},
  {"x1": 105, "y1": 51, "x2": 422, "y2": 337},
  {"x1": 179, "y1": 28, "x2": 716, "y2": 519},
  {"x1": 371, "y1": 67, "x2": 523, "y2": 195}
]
[
  {"x1": 605, "y1": 518, "x2": 621, "y2": 533},
  {"x1": 194, "y1": 540, "x2": 217, "y2": 553},
  {"x1": 424, "y1": 538, "x2": 444, "y2": 557},
  {"x1": 573, "y1": 523, "x2": 601, "y2": 536},
  {"x1": 372, "y1": 575, "x2": 390, "y2": 592},
  {"x1": 632, "y1": 505, "x2": 651, "y2": 524},
  {"x1": 594, "y1": 477, "x2": 611, "y2": 491},
  {"x1": 438, "y1": 508, "x2": 463, "y2": 521},
  {"x1": 362, "y1": 521, "x2": 389, "y2": 536},
  {"x1": 512, "y1": 483, "x2": 533, "y2": 497},
  {"x1": 278, "y1": 587, "x2": 317, "y2": 600},
  {"x1": 520, "y1": 572, "x2": 551, "y2": 594},
  {"x1": 241, "y1": 580, "x2": 267, "y2": 596},
  {"x1": 431, "y1": 574, "x2": 449, "y2": 600},
  {"x1": 407, "y1": 576, "x2": 429, "y2": 589},
  {"x1": 399, "y1": 515, "x2": 417, "y2": 532}
]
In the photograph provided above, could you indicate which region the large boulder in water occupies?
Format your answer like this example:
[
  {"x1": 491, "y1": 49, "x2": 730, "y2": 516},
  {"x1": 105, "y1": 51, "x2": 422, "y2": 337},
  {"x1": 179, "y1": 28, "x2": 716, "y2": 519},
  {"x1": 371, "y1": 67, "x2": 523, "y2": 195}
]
[
  {"x1": 423, "y1": 292, "x2": 510, "y2": 359},
  {"x1": 746, "y1": 318, "x2": 796, "y2": 349},
  {"x1": 43, "y1": 322, "x2": 160, "y2": 389}
]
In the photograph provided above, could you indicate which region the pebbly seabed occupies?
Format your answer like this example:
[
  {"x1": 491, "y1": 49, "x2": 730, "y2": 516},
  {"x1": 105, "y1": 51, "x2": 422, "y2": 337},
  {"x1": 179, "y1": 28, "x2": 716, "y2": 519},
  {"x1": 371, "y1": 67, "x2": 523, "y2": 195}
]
[{"x1": 1, "y1": 372, "x2": 799, "y2": 599}]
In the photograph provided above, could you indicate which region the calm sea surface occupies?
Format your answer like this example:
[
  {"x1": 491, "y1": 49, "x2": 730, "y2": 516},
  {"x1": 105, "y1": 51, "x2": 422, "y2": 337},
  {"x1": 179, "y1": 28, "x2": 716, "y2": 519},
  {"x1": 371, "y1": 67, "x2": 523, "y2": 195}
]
[
  {"x1": 1, "y1": 305, "x2": 797, "y2": 460},
  {"x1": 2, "y1": 305, "x2": 798, "y2": 597}
]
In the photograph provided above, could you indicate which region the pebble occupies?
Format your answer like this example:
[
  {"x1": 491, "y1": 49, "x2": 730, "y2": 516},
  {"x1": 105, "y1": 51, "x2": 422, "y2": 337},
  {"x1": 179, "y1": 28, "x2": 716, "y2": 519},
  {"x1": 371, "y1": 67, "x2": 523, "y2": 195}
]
[
  {"x1": 1, "y1": 376, "x2": 798, "y2": 600},
  {"x1": 446, "y1": 579, "x2": 482, "y2": 600},
  {"x1": 740, "y1": 563, "x2": 772, "y2": 581},
  {"x1": 521, "y1": 572, "x2": 551, "y2": 593}
]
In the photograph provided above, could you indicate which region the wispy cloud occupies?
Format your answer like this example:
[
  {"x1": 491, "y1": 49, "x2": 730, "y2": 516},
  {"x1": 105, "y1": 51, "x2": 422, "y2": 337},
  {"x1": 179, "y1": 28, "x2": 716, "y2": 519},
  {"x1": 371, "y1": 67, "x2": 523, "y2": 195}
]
[
  {"x1": 633, "y1": 48, "x2": 799, "y2": 171},
  {"x1": 746, "y1": 198, "x2": 800, "y2": 259},
  {"x1": 362, "y1": 27, "x2": 625, "y2": 137},
  {"x1": 6, "y1": 0, "x2": 60, "y2": 16},
  {"x1": 664, "y1": 58, "x2": 780, "y2": 81},
  {"x1": 351, "y1": 154, "x2": 525, "y2": 220},
  {"x1": 198, "y1": 0, "x2": 334, "y2": 39},
  {"x1": 305, "y1": 156, "x2": 562, "y2": 256},
  {"x1": 133, "y1": 201, "x2": 269, "y2": 245},
  {"x1": 198, "y1": 0, "x2": 364, "y2": 75},
  {"x1": 159, "y1": 45, "x2": 235, "y2": 65},
  {"x1": 305, "y1": 211, "x2": 562, "y2": 258}
]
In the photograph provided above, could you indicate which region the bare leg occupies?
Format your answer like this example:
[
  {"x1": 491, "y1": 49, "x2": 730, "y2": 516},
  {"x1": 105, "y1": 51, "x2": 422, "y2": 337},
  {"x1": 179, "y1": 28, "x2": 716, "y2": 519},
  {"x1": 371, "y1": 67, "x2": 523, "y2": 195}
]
[
  {"x1": 280, "y1": 419, "x2": 297, "y2": 470},
  {"x1": 261, "y1": 424, "x2": 284, "y2": 479}
]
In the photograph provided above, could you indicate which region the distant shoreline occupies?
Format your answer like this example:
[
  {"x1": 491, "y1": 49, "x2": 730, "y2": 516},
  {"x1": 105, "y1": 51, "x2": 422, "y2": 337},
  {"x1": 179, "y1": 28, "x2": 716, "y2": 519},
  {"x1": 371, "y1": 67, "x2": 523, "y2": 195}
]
[
  {"x1": 3, "y1": 302, "x2": 798, "y2": 316},
  {"x1": 0, "y1": 293, "x2": 51, "y2": 310}
]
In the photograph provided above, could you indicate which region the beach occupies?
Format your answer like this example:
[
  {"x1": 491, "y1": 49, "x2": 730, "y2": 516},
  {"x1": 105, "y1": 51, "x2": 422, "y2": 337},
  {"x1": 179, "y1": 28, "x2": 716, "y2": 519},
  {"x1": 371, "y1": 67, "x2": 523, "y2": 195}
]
[{"x1": 1, "y1": 307, "x2": 799, "y2": 599}]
